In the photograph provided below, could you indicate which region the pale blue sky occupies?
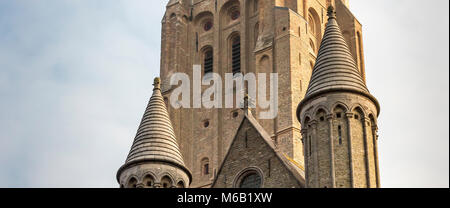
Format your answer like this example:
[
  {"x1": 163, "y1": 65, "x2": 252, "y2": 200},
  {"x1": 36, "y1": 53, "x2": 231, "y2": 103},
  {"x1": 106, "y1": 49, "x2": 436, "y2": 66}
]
[{"x1": 0, "y1": 0, "x2": 448, "y2": 188}]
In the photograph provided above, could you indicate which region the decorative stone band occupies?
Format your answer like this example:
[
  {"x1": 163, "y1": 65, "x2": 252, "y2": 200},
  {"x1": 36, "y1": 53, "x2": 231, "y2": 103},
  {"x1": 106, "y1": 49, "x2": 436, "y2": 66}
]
[
  {"x1": 297, "y1": 87, "x2": 380, "y2": 122},
  {"x1": 116, "y1": 157, "x2": 193, "y2": 184}
]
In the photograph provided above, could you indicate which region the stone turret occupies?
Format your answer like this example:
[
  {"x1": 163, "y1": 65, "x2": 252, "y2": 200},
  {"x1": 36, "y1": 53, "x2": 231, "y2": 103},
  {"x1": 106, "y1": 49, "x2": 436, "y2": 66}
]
[
  {"x1": 117, "y1": 78, "x2": 191, "y2": 188},
  {"x1": 297, "y1": 6, "x2": 381, "y2": 188}
]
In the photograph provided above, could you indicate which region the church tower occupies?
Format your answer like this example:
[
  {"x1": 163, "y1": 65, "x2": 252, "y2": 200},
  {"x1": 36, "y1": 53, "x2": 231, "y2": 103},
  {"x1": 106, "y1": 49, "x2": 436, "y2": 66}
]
[
  {"x1": 159, "y1": 0, "x2": 367, "y2": 188},
  {"x1": 117, "y1": 78, "x2": 192, "y2": 188},
  {"x1": 297, "y1": 7, "x2": 380, "y2": 188}
]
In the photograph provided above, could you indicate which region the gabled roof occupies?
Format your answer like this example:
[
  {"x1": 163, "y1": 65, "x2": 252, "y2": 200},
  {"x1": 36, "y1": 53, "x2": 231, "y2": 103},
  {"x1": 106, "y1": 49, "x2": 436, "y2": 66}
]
[
  {"x1": 212, "y1": 111, "x2": 306, "y2": 187},
  {"x1": 117, "y1": 78, "x2": 191, "y2": 182}
]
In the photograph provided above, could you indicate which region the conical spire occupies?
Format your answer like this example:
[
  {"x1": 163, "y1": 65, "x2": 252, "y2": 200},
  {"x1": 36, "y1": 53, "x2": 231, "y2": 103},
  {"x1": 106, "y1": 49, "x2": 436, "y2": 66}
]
[
  {"x1": 298, "y1": 6, "x2": 380, "y2": 119},
  {"x1": 304, "y1": 6, "x2": 370, "y2": 99},
  {"x1": 117, "y1": 77, "x2": 191, "y2": 181}
]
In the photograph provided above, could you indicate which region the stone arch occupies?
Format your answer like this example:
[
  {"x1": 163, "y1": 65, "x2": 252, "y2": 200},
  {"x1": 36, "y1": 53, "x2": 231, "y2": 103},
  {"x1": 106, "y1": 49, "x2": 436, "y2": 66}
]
[
  {"x1": 126, "y1": 176, "x2": 138, "y2": 188},
  {"x1": 201, "y1": 45, "x2": 214, "y2": 74},
  {"x1": 258, "y1": 55, "x2": 271, "y2": 101},
  {"x1": 369, "y1": 114, "x2": 377, "y2": 127},
  {"x1": 259, "y1": 55, "x2": 271, "y2": 73},
  {"x1": 176, "y1": 180, "x2": 186, "y2": 188},
  {"x1": 351, "y1": 105, "x2": 367, "y2": 119},
  {"x1": 307, "y1": 7, "x2": 322, "y2": 52},
  {"x1": 220, "y1": 0, "x2": 241, "y2": 26},
  {"x1": 228, "y1": 32, "x2": 241, "y2": 74},
  {"x1": 332, "y1": 102, "x2": 350, "y2": 114},
  {"x1": 228, "y1": 31, "x2": 241, "y2": 44},
  {"x1": 313, "y1": 106, "x2": 330, "y2": 117},
  {"x1": 233, "y1": 166, "x2": 264, "y2": 188},
  {"x1": 194, "y1": 11, "x2": 214, "y2": 32},
  {"x1": 308, "y1": 7, "x2": 321, "y2": 35},
  {"x1": 160, "y1": 175, "x2": 174, "y2": 188},
  {"x1": 315, "y1": 108, "x2": 328, "y2": 123},
  {"x1": 302, "y1": 115, "x2": 312, "y2": 126},
  {"x1": 201, "y1": 157, "x2": 210, "y2": 176},
  {"x1": 142, "y1": 173, "x2": 156, "y2": 188}
]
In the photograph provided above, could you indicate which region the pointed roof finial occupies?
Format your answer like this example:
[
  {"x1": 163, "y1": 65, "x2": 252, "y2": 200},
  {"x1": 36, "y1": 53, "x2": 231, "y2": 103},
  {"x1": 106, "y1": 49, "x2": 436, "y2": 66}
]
[
  {"x1": 242, "y1": 94, "x2": 253, "y2": 116},
  {"x1": 153, "y1": 77, "x2": 161, "y2": 90},
  {"x1": 327, "y1": 6, "x2": 336, "y2": 19}
]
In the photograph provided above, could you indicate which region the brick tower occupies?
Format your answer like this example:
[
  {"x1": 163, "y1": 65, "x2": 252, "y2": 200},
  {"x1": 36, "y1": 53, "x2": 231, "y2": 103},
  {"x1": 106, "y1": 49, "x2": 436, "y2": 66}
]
[
  {"x1": 297, "y1": 6, "x2": 380, "y2": 188},
  {"x1": 159, "y1": 0, "x2": 368, "y2": 188}
]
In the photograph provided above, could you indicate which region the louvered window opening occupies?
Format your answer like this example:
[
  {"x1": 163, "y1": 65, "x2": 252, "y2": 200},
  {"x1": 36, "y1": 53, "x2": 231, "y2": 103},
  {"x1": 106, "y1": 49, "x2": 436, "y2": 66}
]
[
  {"x1": 232, "y1": 37, "x2": 241, "y2": 74},
  {"x1": 204, "y1": 50, "x2": 213, "y2": 74}
]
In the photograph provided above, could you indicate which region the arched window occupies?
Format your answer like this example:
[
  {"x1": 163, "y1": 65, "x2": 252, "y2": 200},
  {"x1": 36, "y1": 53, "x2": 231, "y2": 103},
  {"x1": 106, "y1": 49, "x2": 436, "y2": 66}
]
[
  {"x1": 203, "y1": 48, "x2": 213, "y2": 74},
  {"x1": 308, "y1": 8, "x2": 321, "y2": 53},
  {"x1": 161, "y1": 176, "x2": 173, "y2": 188},
  {"x1": 231, "y1": 35, "x2": 241, "y2": 74},
  {"x1": 143, "y1": 175, "x2": 155, "y2": 188},
  {"x1": 333, "y1": 105, "x2": 347, "y2": 146},
  {"x1": 127, "y1": 177, "x2": 137, "y2": 188},
  {"x1": 308, "y1": 14, "x2": 315, "y2": 34},
  {"x1": 177, "y1": 181, "x2": 185, "y2": 188},
  {"x1": 239, "y1": 172, "x2": 262, "y2": 188},
  {"x1": 201, "y1": 158, "x2": 210, "y2": 176}
]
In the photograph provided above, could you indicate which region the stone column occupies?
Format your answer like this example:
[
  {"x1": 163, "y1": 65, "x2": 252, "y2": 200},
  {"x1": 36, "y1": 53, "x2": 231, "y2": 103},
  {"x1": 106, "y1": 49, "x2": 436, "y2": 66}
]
[
  {"x1": 372, "y1": 125, "x2": 381, "y2": 188},
  {"x1": 362, "y1": 117, "x2": 372, "y2": 188},
  {"x1": 326, "y1": 114, "x2": 336, "y2": 188},
  {"x1": 301, "y1": 129, "x2": 309, "y2": 188},
  {"x1": 310, "y1": 120, "x2": 319, "y2": 187},
  {"x1": 345, "y1": 113, "x2": 355, "y2": 188}
]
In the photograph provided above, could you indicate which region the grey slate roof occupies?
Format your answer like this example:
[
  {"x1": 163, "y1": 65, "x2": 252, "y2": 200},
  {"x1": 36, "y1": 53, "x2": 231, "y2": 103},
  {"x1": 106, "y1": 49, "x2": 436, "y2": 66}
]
[
  {"x1": 119, "y1": 78, "x2": 189, "y2": 175},
  {"x1": 305, "y1": 8, "x2": 369, "y2": 99},
  {"x1": 298, "y1": 7, "x2": 380, "y2": 118}
]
